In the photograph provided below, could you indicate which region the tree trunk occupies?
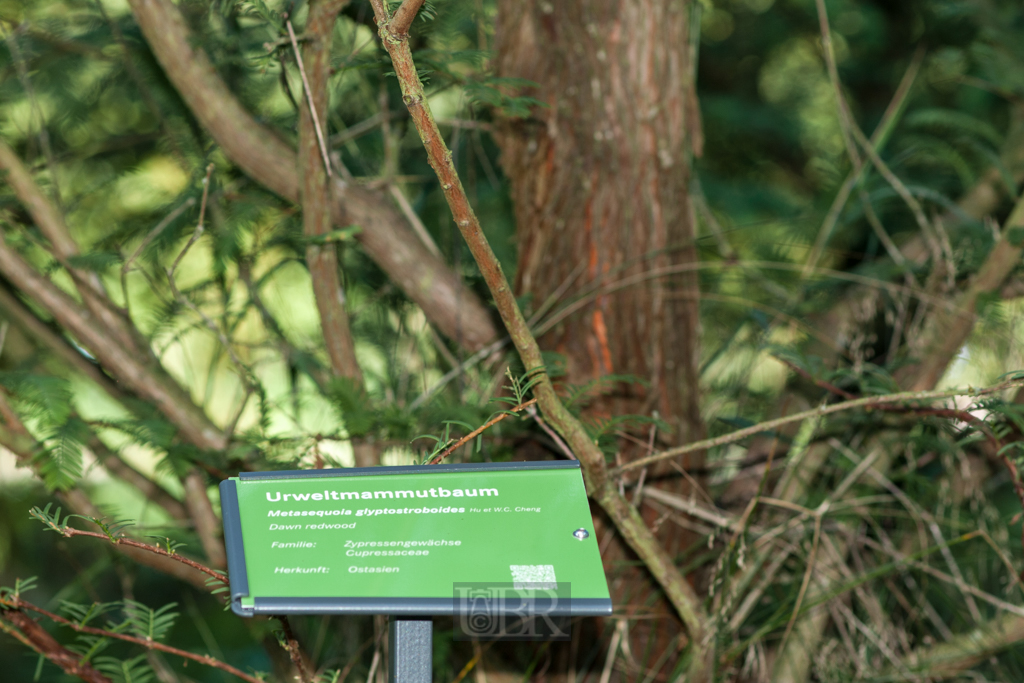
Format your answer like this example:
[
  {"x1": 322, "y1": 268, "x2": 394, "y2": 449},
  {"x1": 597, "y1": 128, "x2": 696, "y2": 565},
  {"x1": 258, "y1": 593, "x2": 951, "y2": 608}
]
[
  {"x1": 495, "y1": 0, "x2": 704, "y2": 470},
  {"x1": 494, "y1": 3, "x2": 705, "y2": 669}
]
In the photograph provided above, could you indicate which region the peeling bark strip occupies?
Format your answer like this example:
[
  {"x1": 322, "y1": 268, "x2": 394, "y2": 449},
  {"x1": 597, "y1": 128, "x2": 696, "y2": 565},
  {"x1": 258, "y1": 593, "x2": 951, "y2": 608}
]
[
  {"x1": 298, "y1": 0, "x2": 364, "y2": 384},
  {"x1": 494, "y1": 0, "x2": 703, "y2": 451},
  {"x1": 126, "y1": 0, "x2": 499, "y2": 353}
]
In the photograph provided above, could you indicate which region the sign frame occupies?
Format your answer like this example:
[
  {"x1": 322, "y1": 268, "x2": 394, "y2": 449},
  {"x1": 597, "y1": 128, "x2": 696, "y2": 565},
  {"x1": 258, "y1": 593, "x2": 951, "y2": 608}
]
[{"x1": 220, "y1": 460, "x2": 613, "y2": 618}]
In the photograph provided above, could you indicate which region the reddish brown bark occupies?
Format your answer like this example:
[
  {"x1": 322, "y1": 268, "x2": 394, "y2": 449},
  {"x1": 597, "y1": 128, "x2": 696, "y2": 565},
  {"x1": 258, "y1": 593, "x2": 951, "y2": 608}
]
[
  {"x1": 493, "y1": 3, "x2": 707, "y2": 670},
  {"x1": 495, "y1": 0, "x2": 704, "y2": 455}
]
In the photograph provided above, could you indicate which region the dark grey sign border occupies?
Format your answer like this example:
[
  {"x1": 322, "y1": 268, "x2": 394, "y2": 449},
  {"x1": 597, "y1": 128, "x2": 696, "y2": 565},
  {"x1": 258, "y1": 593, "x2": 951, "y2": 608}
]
[
  {"x1": 248, "y1": 597, "x2": 611, "y2": 617},
  {"x1": 221, "y1": 460, "x2": 613, "y2": 618}
]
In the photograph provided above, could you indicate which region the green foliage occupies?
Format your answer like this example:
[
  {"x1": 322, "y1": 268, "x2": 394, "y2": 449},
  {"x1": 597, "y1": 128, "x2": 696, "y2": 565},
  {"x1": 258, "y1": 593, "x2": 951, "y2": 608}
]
[
  {"x1": 0, "y1": 576, "x2": 38, "y2": 602},
  {"x1": 35, "y1": 417, "x2": 90, "y2": 491},
  {"x1": 145, "y1": 535, "x2": 188, "y2": 555},
  {"x1": 28, "y1": 504, "x2": 78, "y2": 534},
  {"x1": 94, "y1": 654, "x2": 155, "y2": 683},
  {"x1": 121, "y1": 600, "x2": 179, "y2": 642},
  {"x1": 494, "y1": 367, "x2": 544, "y2": 408}
]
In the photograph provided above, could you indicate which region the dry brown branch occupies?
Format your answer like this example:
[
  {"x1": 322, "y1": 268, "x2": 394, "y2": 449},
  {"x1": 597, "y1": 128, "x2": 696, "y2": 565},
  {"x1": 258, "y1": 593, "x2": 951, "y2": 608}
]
[
  {"x1": 3, "y1": 596, "x2": 262, "y2": 683},
  {"x1": 366, "y1": 2, "x2": 712, "y2": 677},
  {"x1": 126, "y1": 0, "x2": 499, "y2": 353},
  {"x1": 0, "y1": 607, "x2": 111, "y2": 683}
]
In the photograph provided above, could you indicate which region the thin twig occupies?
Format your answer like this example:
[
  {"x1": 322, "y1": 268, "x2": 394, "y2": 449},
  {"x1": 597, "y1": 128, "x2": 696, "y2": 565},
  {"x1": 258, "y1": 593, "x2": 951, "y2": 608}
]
[
  {"x1": 165, "y1": 166, "x2": 256, "y2": 388},
  {"x1": 427, "y1": 398, "x2": 537, "y2": 464},
  {"x1": 121, "y1": 197, "x2": 197, "y2": 313},
  {"x1": 49, "y1": 525, "x2": 225, "y2": 584},
  {"x1": 615, "y1": 377, "x2": 1024, "y2": 474},
  {"x1": 802, "y1": 28, "x2": 924, "y2": 274},
  {"x1": 526, "y1": 403, "x2": 577, "y2": 460},
  {"x1": 778, "y1": 504, "x2": 826, "y2": 652},
  {"x1": 168, "y1": 165, "x2": 215, "y2": 278},
  {"x1": 286, "y1": 17, "x2": 332, "y2": 178},
  {"x1": 388, "y1": 184, "x2": 442, "y2": 256},
  {"x1": 861, "y1": 536, "x2": 1024, "y2": 618}
]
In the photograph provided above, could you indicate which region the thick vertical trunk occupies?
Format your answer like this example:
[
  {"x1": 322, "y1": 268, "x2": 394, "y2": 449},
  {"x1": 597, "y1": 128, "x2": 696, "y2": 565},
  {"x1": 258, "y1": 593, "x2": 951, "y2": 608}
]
[{"x1": 495, "y1": 0, "x2": 704, "y2": 457}]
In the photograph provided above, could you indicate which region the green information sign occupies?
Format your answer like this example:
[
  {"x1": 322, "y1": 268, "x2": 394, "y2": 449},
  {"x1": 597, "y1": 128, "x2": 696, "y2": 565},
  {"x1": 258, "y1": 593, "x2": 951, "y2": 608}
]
[{"x1": 220, "y1": 461, "x2": 612, "y2": 616}]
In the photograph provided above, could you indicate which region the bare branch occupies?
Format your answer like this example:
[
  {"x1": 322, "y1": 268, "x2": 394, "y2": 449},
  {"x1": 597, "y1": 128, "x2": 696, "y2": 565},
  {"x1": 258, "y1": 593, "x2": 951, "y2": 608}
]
[
  {"x1": 126, "y1": 0, "x2": 499, "y2": 352},
  {"x1": 278, "y1": 616, "x2": 312, "y2": 683},
  {"x1": 45, "y1": 521, "x2": 225, "y2": 584}
]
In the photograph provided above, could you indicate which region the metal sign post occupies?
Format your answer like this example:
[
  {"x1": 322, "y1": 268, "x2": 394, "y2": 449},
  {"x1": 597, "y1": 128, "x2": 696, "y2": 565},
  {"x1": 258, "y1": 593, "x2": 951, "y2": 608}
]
[{"x1": 389, "y1": 618, "x2": 432, "y2": 683}]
